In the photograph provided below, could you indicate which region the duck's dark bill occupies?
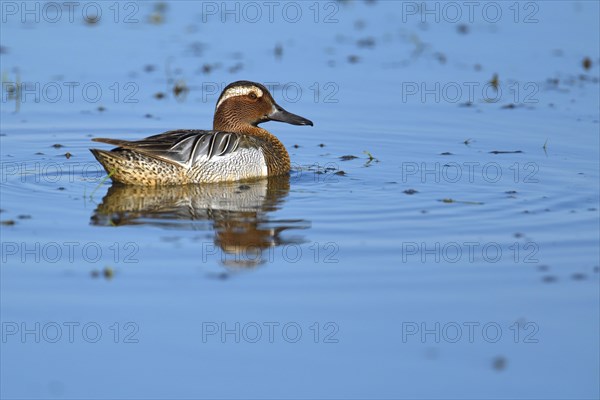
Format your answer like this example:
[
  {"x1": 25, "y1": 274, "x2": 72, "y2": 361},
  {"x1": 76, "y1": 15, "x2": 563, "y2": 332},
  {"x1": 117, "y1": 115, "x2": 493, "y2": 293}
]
[{"x1": 267, "y1": 105, "x2": 313, "y2": 126}]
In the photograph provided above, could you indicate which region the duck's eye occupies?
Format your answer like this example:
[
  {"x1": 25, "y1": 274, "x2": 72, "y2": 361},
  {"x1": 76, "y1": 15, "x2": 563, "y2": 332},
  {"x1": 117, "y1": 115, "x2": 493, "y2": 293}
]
[{"x1": 248, "y1": 92, "x2": 257, "y2": 100}]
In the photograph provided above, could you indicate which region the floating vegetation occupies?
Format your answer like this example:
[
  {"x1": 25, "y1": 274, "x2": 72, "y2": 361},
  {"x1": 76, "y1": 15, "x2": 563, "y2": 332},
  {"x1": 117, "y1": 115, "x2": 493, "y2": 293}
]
[
  {"x1": 439, "y1": 198, "x2": 484, "y2": 205},
  {"x1": 489, "y1": 73, "x2": 499, "y2": 90},
  {"x1": 2, "y1": 69, "x2": 21, "y2": 112},
  {"x1": 489, "y1": 150, "x2": 523, "y2": 154},
  {"x1": 582, "y1": 57, "x2": 592, "y2": 70},
  {"x1": 363, "y1": 150, "x2": 379, "y2": 163},
  {"x1": 492, "y1": 356, "x2": 507, "y2": 371},
  {"x1": 173, "y1": 80, "x2": 189, "y2": 101},
  {"x1": 274, "y1": 43, "x2": 283, "y2": 59}
]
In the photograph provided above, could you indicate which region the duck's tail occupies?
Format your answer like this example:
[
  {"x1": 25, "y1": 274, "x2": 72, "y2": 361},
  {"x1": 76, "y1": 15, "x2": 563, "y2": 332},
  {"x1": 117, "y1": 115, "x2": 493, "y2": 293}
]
[
  {"x1": 90, "y1": 148, "x2": 183, "y2": 185},
  {"x1": 89, "y1": 148, "x2": 124, "y2": 182}
]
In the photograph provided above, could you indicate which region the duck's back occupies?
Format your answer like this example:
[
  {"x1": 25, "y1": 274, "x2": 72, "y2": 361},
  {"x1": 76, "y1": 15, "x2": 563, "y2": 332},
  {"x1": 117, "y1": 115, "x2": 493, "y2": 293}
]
[{"x1": 90, "y1": 130, "x2": 270, "y2": 185}]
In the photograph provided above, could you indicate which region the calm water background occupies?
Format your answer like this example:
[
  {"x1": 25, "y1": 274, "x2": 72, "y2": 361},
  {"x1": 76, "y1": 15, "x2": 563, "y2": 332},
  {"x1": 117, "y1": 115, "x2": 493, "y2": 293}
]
[{"x1": 1, "y1": 1, "x2": 599, "y2": 399}]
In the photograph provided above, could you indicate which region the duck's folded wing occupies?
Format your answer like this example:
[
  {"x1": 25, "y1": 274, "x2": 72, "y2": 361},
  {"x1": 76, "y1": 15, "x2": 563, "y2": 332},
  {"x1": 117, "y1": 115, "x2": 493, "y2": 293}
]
[{"x1": 92, "y1": 130, "x2": 255, "y2": 168}]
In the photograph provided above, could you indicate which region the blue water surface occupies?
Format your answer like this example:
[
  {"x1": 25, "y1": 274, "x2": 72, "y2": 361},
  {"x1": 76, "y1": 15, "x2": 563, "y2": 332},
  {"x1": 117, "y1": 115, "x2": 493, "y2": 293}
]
[{"x1": 1, "y1": 1, "x2": 599, "y2": 399}]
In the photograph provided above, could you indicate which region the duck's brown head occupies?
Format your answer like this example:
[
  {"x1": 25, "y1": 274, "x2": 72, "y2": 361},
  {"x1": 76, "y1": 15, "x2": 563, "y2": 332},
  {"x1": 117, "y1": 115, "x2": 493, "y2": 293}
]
[{"x1": 213, "y1": 80, "x2": 313, "y2": 133}]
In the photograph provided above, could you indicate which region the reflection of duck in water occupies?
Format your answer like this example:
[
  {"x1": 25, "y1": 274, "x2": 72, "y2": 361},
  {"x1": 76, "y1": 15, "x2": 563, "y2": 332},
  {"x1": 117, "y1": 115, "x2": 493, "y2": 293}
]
[
  {"x1": 90, "y1": 81, "x2": 313, "y2": 185},
  {"x1": 90, "y1": 176, "x2": 309, "y2": 268}
]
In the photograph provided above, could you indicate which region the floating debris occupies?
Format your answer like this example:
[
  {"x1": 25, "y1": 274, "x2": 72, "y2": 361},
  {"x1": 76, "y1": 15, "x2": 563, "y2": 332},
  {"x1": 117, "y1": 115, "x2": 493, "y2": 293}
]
[
  {"x1": 571, "y1": 273, "x2": 586, "y2": 281},
  {"x1": 339, "y1": 155, "x2": 358, "y2": 161},
  {"x1": 97, "y1": 106, "x2": 106, "y2": 112},
  {"x1": 348, "y1": 55, "x2": 360, "y2": 64},
  {"x1": 318, "y1": 143, "x2": 326, "y2": 148},
  {"x1": 457, "y1": 24, "x2": 469, "y2": 34},
  {"x1": 64, "y1": 152, "x2": 72, "y2": 159},
  {"x1": 228, "y1": 63, "x2": 244, "y2": 73},
  {"x1": 364, "y1": 150, "x2": 379, "y2": 163},
  {"x1": 357, "y1": 37, "x2": 376, "y2": 48},
  {"x1": 582, "y1": 57, "x2": 592, "y2": 70},
  {"x1": 154, "y1": 92, "x2": 165, "y2": 99},
  {"x1": 404, "y1": 189, "x2": 418, "y2": 195},
  {"x1": 439, "y1": 198, "x2": 484, "y2": 205},
  {"x1": 440, "y1": 152, "x2": 453, "y2": 156},
  {"x1": 489, "y1": 150, "x2": 523, "y2": 154},
  {"x1": 489, "y1": 73, "x2": 499, "y2": 90},
  {"x1": 274, "y1": 43, "x2": 283, "y2": 59},
  {"x1": 334, "y1": 171, "x2": 347, "y2": 176},
  {"x1": 52, "y1": 144, "x2": 64, "y2": 149},
  {"x1": 103, "y1": 267, "x2": 114, "y2": 279},
  {"x1": 1, "y1": 220, "x2": 16, "y2": 226},
  {"x1": 84, "y1": 14, "x2": 99, "y2": 25},
  {"x1": 173, "y1": 80, "x2": 189, "y2": 100},
  {"x1": 542, "y1": 275, "x2": 558, "y2": 283},
  {"x1": 492, "y1": 356, "x2": 507, "y2": 371},
  {"x1": 17, "y1": 214, "x2": 31, "y2": 219},
  {"x1": 433, "y1": 52, "x2": 446, "y2": 64}
]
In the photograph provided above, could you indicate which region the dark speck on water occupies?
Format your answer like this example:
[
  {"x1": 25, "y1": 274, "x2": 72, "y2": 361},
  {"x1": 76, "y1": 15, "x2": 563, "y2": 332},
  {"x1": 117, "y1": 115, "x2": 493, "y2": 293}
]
[
  {"x1": 404, "y1": 189, "x2": 418, "y2": 195},
  {"x1": 457, "y1": 24, "x2": 469, "y2": 34},
  {"x1": 440, "y1": 152, "x2": 453, "y2": 156},
  {"x1": 339, "y1": 155, "x2": 358, "y2": 161},
  {"x1": 52, "y1": 144, "x2": 64, "y2": 149},
  {"x1": 542, "y1": 275, "x2": 558, "y2": 283},
  {"x1": 489, "y1": 150, "x2": 523, "y2": 154},
  {"x1": 571, "y1": 273, "x2": 586, "y2": 281},
  {"x1": 582, "y1": 57, "x2": 592, "y2": 70},
  {"x1": 492, "y1": 357, "x2": 507, "y2": 371},
  {"x1": 357, "y1": 37, "x2": 375, "y2": 48}
]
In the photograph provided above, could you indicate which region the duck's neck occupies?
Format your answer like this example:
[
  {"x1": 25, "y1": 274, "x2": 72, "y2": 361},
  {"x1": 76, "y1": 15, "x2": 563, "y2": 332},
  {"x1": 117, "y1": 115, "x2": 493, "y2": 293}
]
[{"x1": 213, "y1": 116, "x2": 290, "y2": 175}]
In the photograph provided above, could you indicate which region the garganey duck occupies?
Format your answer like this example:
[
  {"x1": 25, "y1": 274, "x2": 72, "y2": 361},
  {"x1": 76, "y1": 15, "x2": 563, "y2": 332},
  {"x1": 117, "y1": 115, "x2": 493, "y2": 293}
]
[{"x1": 90, "y1": 80, "x2": 313, "y2": 185}]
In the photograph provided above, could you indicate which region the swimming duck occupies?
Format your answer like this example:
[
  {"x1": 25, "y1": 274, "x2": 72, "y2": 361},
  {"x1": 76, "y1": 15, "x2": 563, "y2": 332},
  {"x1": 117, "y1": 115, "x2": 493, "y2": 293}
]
[{"x1": 90, "y1": 80, "x2": 313, "y2": 185}]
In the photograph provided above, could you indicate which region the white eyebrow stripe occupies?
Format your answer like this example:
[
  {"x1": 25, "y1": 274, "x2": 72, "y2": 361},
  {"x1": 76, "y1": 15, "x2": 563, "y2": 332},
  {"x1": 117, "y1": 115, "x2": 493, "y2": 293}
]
[{"x1": 215, "y1": 86, "x2": 263, "y2": 111}]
